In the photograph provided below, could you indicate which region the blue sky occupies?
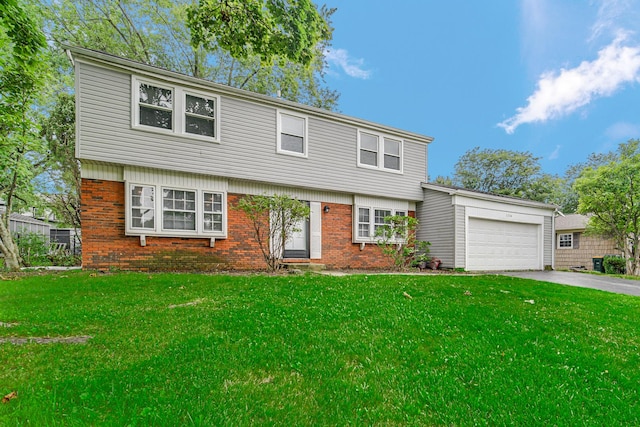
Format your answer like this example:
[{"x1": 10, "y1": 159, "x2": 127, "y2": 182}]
[{"x1": 322, "y1": 0, "x2": 640, "y2": 180}]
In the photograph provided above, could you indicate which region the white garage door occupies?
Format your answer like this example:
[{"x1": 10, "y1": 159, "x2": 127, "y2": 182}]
[{"x1": 467, "y1": 218, "x2": 541, "y2": 271}]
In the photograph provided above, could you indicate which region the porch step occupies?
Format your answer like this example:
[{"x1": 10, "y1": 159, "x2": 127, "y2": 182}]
[{"x1": 282, "y1": 262, "x2": 326, "y2": 272}]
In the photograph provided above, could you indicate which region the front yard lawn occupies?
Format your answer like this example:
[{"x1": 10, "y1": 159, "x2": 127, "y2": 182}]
[{"x1": 1, "y1": 271, "x2": 639, "y2": 425}]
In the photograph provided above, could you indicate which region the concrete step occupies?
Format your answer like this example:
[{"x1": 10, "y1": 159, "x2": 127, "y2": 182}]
[{"x1": 282, "y1": 262, "x2": 326, "y2": 272}]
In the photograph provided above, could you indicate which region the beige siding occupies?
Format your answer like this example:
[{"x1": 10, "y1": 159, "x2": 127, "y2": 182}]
[
  {"x1": 76, "y1": 61, "x2": 427, "y2": 201},
  {"x1": 555, "y1": 233, "x2": 621, "y2": 270}
]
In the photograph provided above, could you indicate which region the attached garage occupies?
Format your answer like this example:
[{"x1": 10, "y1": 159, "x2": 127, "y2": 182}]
[
  {"x1": 467, "y1": 218, "x2": 541, "y2": 271},
  {"x1": 418, "y1": 184, "x2": 556, "y2": 271}
]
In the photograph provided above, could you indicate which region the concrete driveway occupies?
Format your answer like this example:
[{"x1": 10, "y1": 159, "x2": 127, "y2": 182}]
[{"x1": 499, "y1": 271, "x2": 640, "y2": 296}]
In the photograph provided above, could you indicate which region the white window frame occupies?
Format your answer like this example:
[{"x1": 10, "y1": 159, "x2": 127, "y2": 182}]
[
  {"x1": 277, "y1": 110, "x2": 308, "y2": 158},
  {"x1": 182, "y1": 89, "x2": 219, "y2": 141},
  {"x1": 161, "y1": 188, "x2": 197, "y2": 232},
  {"x1": 125, "y1": 182, "x2": 227, "y2": 238},
  {"x1": 132, "y1": 76, "x2": 221, "y2": 143},
  {"x1": 558, "y1": 233, "x2": 573, "y2": 249},
  {"x1": 130, "y1": 184, "x2": 156, "y2": 231},
  {"x1": 354, "y1": 206, "x2": 407, "y2": 243},
  {"x1": 357, "y1": 129, "x2": 403, "y2": 173}
]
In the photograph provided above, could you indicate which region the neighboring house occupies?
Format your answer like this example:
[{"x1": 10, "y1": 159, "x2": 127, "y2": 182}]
[
  {"x1": 554, "y1": 214, "x2": 621, "y2": 270},
  {"x1": 419, "y1": 184, "x2": 556, "y2": 271},
  {"x1": 67, "y1": 46, "x2": 556, "y2": 272}
]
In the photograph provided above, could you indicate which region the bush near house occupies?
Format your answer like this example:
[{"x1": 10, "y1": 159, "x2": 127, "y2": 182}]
[{"x1": 604, "y1": 255, "x2": 626, "y2": 275}]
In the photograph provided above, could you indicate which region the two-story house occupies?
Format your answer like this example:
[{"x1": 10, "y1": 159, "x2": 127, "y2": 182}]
[{"x1": 68, "y1": 46, "x2": 556, "y2": 272}]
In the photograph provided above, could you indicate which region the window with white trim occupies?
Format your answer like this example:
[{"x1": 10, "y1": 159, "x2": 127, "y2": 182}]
[
  {"x1": 184, "y1": 94, "x2": 216, "y2": 138},
  {"x1": 277, "y1": 111, "x2": 307, "y2": 157},
  {"x1": 131, "y1": 185, "x2": 155, "y2": 230},
  {"x1": 138, "y1": 83, "x2": 173, "y2": 130},
  {"x1": 359, "y1": 132, "x2": 378, "y2": 167},
  {"x1": 384, "y1": 138, "x2": 401, "y2": 170},
  {"x1": 203, "y1": 192, "x2": 223, "y2": 232},
  {"x1": 357, "y1": 130, "x2": 403, "y2": 172},
  {"x1": 356, "y1": 207, "x2": 406, "y2": 242},
  {"x1": 558, "y1": 233, "x2": 573, "y2": 249},
  {"x1": 127, "y1": 183, "x2": 226, "y2": 237},
  {"x1": 357, "y1": 208, "x2": 370, "y2": 238},
  {"x1": 162, "y1": 189, "x2": 196, "y2": 231},
  {"x1": 133, "y1": 76, "x2": 220, "y2": 142},
  {"x1": 374, "y1": 209, "x2": 392, "y2": 237}
]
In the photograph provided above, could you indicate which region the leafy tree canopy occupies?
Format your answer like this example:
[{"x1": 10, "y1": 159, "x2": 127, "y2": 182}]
[
  {"x1": 451, "y1": 147, "x2": 561, "y2": 204},
  {"x1": 187, "y1": 0, "x2": 331, "y2": 67},
  {"x1": 575, "y1": 139, "x2": 640, "y2": 275},
  {"x1": 42, "y1": 0, "x2": 339, "y2": 109},
  {"x1": 0, "y1": 0, "x2": 50, "y2": 270}
]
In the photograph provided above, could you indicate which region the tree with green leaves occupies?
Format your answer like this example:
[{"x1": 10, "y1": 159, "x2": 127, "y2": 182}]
[
  {"x1": 235, "y1": 194, "x2": 310, "y2": 271},
  {"x1": 574, "y1": 140, "x2": 640, "y2": 276},
  {"x1": 374, "y1": 215, "x2": 430, "y2": 271},
  {"x1": 452, "y1": 147, "x2": 562, "y2": 203},
  {"x1": 40, "y1": 92, "x2": 81, "y2": 231},
  {"x1": 0, "y1": 0, "x2": 50, "y2": 270},
  {"x1": 41, "y1": 0, "x2": 339, "y2": 109},
  {"x1": 187, "y1": 0, "x2": 331, "y2": 67},
  {"x1": 556, "y1": 151, "x2": 618, "y2": 214}
]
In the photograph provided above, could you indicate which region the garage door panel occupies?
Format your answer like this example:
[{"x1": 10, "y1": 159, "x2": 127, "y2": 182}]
[{"x1": 467, "y1": 218, "x2": 540, "y2": 271}]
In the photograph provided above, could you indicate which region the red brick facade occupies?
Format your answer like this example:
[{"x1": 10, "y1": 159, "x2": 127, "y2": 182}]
[{"x1": 81, "y1": 178, "x2": 397, "y2": 271}]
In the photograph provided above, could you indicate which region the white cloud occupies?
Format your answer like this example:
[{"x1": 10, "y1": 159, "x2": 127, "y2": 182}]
[
  {"x1": 324, "y1": 48, "x2": 371, "y2": 79},
  {"x1": 498, "y1": 33, "x2": 640, "y2": 134},
  {"x1": 605, "y1": 121, "x2": 640, "y2": 140},
  {"x1": 590, "y1": 0, "x2": 636, "y2": 41},
  {"x1": 549, "y1": 145, "x2": 561, "y2": 160}
]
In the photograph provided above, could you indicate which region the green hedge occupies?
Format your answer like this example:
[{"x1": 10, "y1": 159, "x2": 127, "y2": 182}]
[{"x1": 603, "y1": 255, "x2": 626, "y2": 275}]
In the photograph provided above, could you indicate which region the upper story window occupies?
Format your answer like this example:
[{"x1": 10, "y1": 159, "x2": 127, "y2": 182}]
[
  {"x1": 277, "y1": 110, "x2": 307, "y2": 157},
  {"x1": 357, "y1": 130, "x2": 403, "y2": 173},
  {"x1": 185, "y1": 94, "x2": 216, "y2": 137},
  {"x1": 132, "y1": 76, "x2": 220, "y2": 142},
  {"x1": 139, "y1": 83, "x2": 173, "y2": 130},
  {"x1": 558, "y1": 233, "x2": 573, "y2": 249},
  {"x1": 359, "y1": 132, "x2": 379, "y2": 167}
]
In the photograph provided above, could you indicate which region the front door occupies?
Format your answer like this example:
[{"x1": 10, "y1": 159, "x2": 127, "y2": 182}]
[{"x1": 284, "y1": 209, "x2": 310, "y2": 259}]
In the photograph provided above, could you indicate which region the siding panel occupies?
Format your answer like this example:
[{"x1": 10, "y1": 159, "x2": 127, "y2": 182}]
[
  {"x1": 419, "y1": 189, "x2": 455, "y2": 268},
  {"x1": 77, "y1": 62, "x2": 427, "y2": 201}
]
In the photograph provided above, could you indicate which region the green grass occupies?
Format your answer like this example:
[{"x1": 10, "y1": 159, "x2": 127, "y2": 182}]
[{"x1": 1, "y1": 271, "x2": 639, "y2": 426}]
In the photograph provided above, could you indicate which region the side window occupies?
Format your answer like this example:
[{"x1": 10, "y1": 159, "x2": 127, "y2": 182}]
[
  {"x1": 278, "y1": 111, "x2": 307, "y2": 157},
  {"x1": 383, "y1": 138, "x2": 401, "y2": 171},
  {"x1": 359, "y1": 132, "x2": 379, "y2": 167},
  {"x1": 558, "y1": 233, "x2": 573, "y2": 248},
  {"x1": 130, "y1": 185, "x2": 155, "y2": 229},
  {"x1": 138, "y1": 82, "x2": 173, "y2": 130},
  {"x1": 185, "y1": 94, "x2": 216, "y2": 137},
  {"x1": 358, "y1": 207, "x2": 370, "y2": 238},
  {"x1": 357, "y1": 130, "x2": 403, "y2": 173},
  {"x1": 203, "y1": 192, "x2": 223, "y2": 232}
]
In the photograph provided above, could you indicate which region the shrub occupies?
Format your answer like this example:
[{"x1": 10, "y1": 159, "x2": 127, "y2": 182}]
[
  {"x1": 375, "y1": 215, "x2": 430, "y2": 271},
  {"x1": 603, "y1": 255, "x2": 626, "y2": 275},
  {"x1": 14, "y1": 231, "x2": 51, "y2": 267}
]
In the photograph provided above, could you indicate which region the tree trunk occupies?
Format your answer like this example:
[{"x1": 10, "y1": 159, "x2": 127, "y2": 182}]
[
  {"x1": 0, "y1": 215, "x2": 22, "y2": 271},
  {"x1": 624, "y1": 238, "x2": 640, "y2": 276}
]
